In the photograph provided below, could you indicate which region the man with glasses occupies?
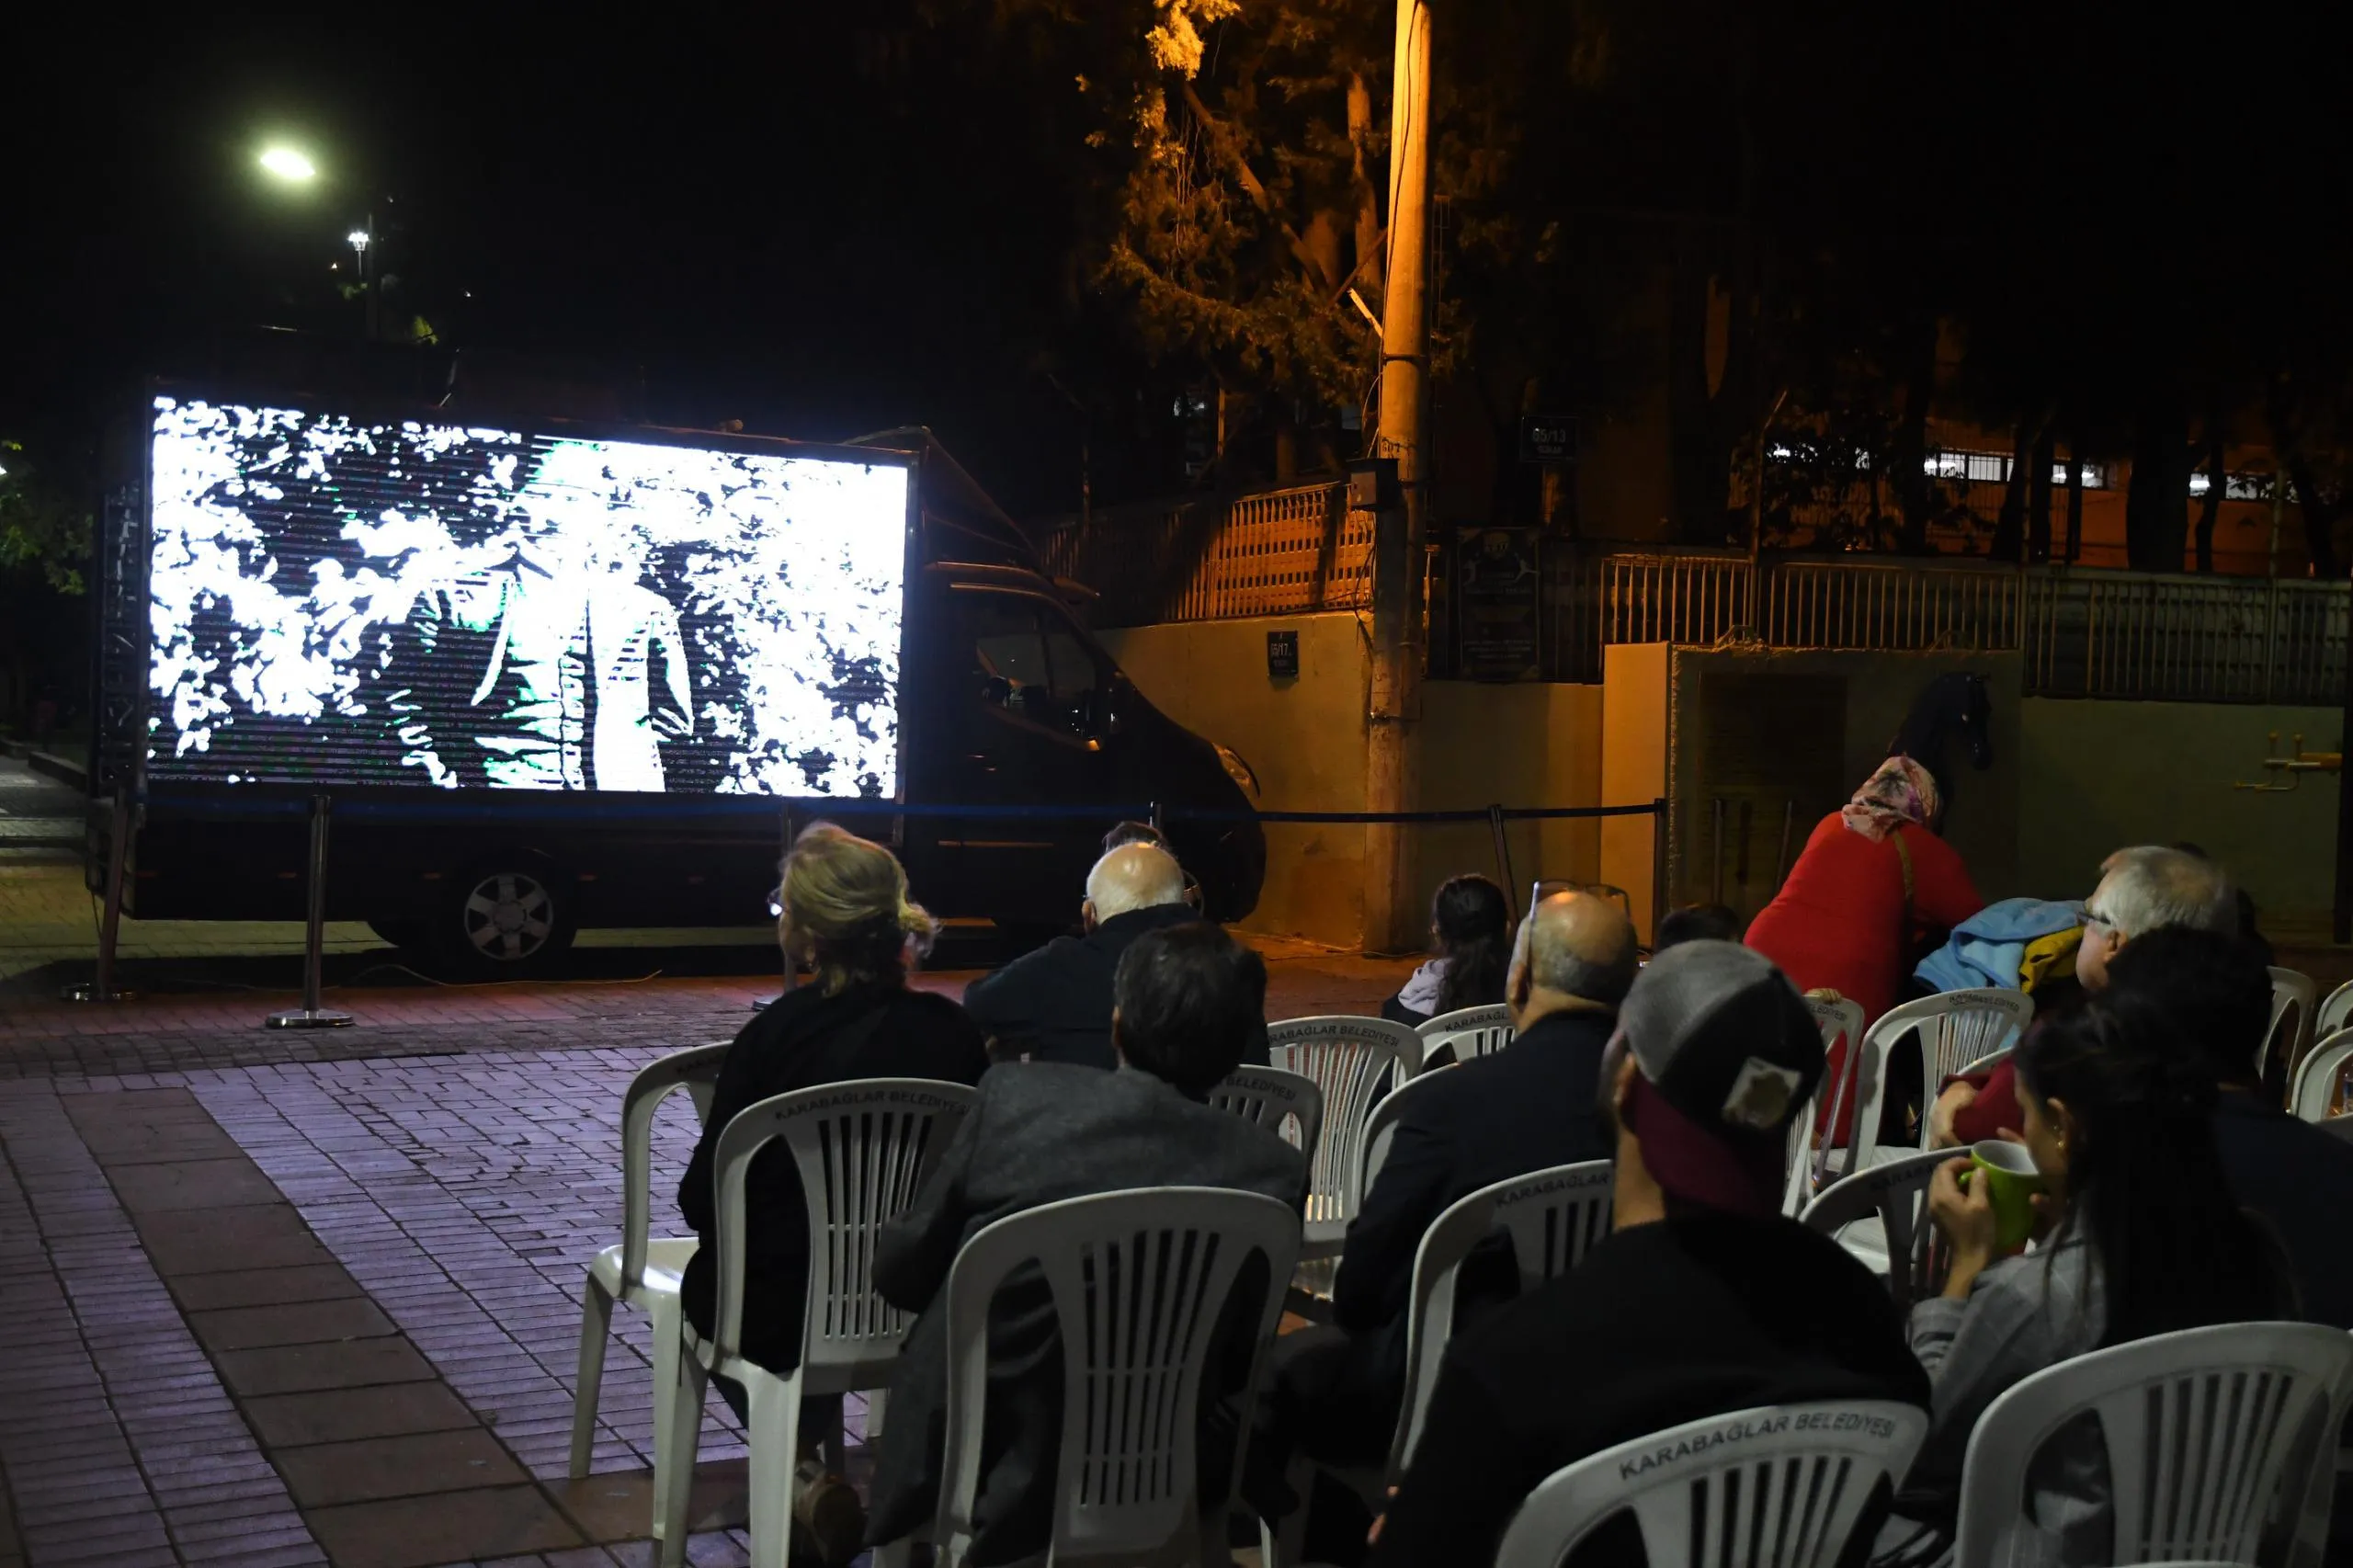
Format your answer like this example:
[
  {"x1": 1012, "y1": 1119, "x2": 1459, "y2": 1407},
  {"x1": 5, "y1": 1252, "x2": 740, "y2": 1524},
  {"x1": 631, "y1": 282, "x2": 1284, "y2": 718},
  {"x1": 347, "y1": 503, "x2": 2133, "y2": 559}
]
[{"x1": 1931, "y1": 844, "x2": 2241, "y2": 1146}]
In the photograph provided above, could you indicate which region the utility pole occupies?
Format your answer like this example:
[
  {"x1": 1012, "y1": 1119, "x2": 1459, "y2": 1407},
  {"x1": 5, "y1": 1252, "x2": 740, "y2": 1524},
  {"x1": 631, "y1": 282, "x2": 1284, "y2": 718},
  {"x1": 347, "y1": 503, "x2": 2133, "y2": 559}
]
[{"x1": 1364, "y1": 0, "x2": 1433, "y2": 953}]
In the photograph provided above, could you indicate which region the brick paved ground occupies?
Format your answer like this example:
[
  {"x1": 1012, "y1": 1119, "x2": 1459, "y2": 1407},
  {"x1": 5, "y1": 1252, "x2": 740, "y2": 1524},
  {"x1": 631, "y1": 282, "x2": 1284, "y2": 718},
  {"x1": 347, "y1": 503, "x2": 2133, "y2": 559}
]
[{"x1": 0, "y1": 939, "x2": 1412, "y2": 1568}]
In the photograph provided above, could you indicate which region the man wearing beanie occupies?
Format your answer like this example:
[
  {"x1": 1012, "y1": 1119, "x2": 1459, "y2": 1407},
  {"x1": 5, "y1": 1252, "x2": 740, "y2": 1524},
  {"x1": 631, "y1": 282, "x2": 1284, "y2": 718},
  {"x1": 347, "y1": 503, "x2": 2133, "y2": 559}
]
[{"x1": 1370, "y1": 941, "x2": 1930, "y2": 1568}]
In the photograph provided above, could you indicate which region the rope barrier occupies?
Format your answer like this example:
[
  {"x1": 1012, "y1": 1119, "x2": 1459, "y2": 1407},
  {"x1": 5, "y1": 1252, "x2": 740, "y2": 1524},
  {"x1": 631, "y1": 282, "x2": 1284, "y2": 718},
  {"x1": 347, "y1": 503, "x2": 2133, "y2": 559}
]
[{"x1": 128, "y1": 790, "x2": 1662, "y2": 826}]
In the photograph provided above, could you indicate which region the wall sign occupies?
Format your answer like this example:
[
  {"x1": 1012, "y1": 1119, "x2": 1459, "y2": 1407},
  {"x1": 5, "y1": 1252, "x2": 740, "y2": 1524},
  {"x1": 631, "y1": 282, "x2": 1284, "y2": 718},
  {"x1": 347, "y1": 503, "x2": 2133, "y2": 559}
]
[
  {"x1": 1267, "y1": 630, "x2": 1301, "y2": 680},
  {"x1": 1457, "y1": 528, "x2": 1541, "y2": 682}
]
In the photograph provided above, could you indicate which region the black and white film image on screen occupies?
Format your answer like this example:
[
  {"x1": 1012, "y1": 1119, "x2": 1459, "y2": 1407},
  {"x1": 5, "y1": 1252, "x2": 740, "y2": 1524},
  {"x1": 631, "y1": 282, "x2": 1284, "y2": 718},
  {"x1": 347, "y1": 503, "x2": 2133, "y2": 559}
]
[{"x1": 146, "y1": 397, "x2": 907, "y2": 796}]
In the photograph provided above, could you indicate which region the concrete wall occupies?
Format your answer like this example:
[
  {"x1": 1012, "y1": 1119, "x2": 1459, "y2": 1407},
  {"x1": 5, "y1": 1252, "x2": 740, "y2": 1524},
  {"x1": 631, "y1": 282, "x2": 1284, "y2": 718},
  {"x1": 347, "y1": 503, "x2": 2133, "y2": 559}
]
[
  {"x1": 1104, "y1": 610, "x2": 2346, "y2": 946},
  {"x1": 1098, "y1": 614, "x2": 1371, "y2": 944},
  {"x1": 2018, "y1": 699, "x2": 2341, "y2": 922},
  {"x1": 1099, "y1": 614, "x2": 1609, "y2": 947}
]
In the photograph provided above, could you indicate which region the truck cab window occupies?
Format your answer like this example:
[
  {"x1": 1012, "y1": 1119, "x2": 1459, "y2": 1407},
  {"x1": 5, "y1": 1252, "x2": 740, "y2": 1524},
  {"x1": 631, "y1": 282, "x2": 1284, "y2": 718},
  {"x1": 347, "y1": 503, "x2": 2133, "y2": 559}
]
[{"x1": 960, "y1": 591, "x2": 1108, "y2": 739}]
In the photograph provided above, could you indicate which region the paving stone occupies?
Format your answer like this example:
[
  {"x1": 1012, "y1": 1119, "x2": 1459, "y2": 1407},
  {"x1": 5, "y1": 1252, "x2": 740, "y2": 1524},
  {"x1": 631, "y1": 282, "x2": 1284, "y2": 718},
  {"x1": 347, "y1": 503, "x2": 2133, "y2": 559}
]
[
  {"x1": 214, "y1": 1335, "x2": 438, "y2": 1398},
  {"x1": 303, "y1": 1486, "x2": 585, "y2": 1568},
  {"x1": 545, "y1": 1461, "x2": 747, "y2": 1545},
  {"x1": 138, "y1": 1204, "x2": 334, "y2": 1277},
  {"x1": 189, "y1": 1298, "x2": 400, "y2": 1352},
  {"x1": 107, "y1": 1158, "x2": 290, "y2": 1213},
  {"x1": 243, "y1": 1382, "x2": 483, "y2": 1448},
  {"x1": 274, "y1": 1429, "x2": 529, "y2": 1508},
  {"x1": 171, "y1": 1264, "x2": 368, "y2": 1312}
]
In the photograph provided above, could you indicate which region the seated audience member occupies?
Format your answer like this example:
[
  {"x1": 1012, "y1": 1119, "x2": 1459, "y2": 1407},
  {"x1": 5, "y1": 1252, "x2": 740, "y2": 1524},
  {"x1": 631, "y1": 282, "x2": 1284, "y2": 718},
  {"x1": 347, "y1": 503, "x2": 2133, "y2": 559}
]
[
  {"x1": 1931, "y1": 844, "x2": 2238, "y2": 1147},
  {"x1": 1381, "y1": 873, "x2": 1513, "y2": 1027},
  {"x1": 1265, "y1": 892, "x2": 1637, "y2": 1505},
  {"x1": 961, "y1": 840, "x2": 1262, "y2": 1069},
  {"x1": 2106, "y1": 926, "x2": 2353, "y2": 1327},
  {"x1": 1654, "y1": 901, "x2": 1741, "y2": 950},
  {"x1": 1372, "y1": 942, "x2": 1929, "y2": 1568},
  {"x1": 1892, "y1": 989, "x2": 2292, "y2": 1563},
  {"x1": 1103, "y1": 818, "x2": 1167, "y2": 854},
  {"x1": 676, "y1": 825, "x2": 990, "y2": 1554},
  {"x1": 866, "y1": 923, "x2": 1309, "y2": 1563}
]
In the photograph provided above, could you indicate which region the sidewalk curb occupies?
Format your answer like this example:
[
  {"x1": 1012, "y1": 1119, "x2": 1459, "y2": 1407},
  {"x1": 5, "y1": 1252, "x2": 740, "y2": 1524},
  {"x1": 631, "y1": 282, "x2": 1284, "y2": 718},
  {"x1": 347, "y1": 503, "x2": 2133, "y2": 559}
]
[{"x1": 24, "y1": 750, "x2": 86, "y2": 790}]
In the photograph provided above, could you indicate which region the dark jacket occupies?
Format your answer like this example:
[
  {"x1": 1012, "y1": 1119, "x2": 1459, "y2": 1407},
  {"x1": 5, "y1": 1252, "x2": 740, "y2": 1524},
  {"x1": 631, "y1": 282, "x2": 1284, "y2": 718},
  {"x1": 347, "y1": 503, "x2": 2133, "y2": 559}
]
[
  {"x1": 1373, "y1": 1212, "x2": 1930, "y2": 1568},
  {"x1": 867, "y1": 1062, "x2": 1309, "y2": 1564},
  {"x1": 2212, "y1": 1090, "x2": 2353, "y2": 1329},
  {"x1": 961, "y1": 903, "x2": 1271, "y2": 1070},
  {"x1": 1332, "y1": 1008, "x2": 1619, "y2": 1339},
  {"x1": 676, "y1": 982, "x2": 990, "y2": 1372}
]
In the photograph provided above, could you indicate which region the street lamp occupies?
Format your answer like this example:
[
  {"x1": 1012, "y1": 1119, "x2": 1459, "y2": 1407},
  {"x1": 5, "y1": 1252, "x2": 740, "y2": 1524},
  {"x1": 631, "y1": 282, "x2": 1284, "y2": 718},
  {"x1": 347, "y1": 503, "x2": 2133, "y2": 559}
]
[
  {"x1": 258, "y1": 147, "x2": 317, "y2": 182},
  {"x1": 347, "y1": 228, "x2": 379, "y2": 340}
]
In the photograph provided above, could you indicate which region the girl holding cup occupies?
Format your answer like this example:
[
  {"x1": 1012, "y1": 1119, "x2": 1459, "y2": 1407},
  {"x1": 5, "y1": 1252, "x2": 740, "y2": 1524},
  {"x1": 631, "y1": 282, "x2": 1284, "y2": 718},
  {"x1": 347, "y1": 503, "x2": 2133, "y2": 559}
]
[{"x1": 1881, "y1": 990, "x2": 2292, "y2": 1564}]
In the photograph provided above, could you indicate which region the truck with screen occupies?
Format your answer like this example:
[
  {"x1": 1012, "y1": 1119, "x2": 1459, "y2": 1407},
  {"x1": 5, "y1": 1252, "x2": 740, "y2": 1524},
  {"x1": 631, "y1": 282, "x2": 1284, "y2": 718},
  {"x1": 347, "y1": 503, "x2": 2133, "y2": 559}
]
[{"x1": 87, "y1": 386, "x2": 1267, "y2": 974}]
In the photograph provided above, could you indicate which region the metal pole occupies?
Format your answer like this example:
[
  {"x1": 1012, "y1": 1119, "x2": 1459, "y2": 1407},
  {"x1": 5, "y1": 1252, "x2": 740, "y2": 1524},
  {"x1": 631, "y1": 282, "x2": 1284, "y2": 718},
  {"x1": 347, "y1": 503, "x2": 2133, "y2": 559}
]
[
  {"x1": 1650, "y1": 796, "x2": 1670, "y2": 948},
  {"x1": 1364, "y1": 0, "x2": 1433, "y2": 955},
  {"x1": 267, "y1": 794, "x2": 352, "y2": 1029},
  {"x1": 68, "y1": 790, "x2": 131, "y2": 1004},
  {"x1": 1485, "y1": 803, "x2": 1515, "y2": 901},
  {"x1": 1711, "y1": 795, "x2": 1726, "y2": 905}
]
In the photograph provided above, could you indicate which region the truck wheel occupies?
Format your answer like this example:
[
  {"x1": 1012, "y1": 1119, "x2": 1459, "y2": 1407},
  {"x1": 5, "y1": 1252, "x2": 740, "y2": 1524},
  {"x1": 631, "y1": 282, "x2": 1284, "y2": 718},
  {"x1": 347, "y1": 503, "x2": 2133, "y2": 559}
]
[{"x1": 433, "y1": 865, "x2": 579, "y2": 979}]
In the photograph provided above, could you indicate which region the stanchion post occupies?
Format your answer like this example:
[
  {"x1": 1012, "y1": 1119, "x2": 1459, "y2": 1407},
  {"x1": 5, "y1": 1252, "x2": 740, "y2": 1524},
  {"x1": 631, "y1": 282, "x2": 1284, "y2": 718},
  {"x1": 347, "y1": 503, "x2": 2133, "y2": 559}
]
[
  {"x1": 1485, "y1": 803, "x2": 1515, "y2": 903},
  {"x1": 266, "y1": 794, "x2": 353, "y2": 1030},
  {"x1": 1650, "y1": 796, "x2": 1669, "y2": 947},
  {"x1": 69, "y1": 790, "x2": 133, "y2": 1004}
]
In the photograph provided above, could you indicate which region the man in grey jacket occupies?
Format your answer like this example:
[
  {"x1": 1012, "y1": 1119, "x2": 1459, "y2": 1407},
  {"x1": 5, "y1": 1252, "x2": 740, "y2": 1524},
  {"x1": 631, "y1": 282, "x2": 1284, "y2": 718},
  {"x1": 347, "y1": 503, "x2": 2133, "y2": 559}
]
[{"x1": 866, "y1": 922, "x2": 1308, "y2": 1563}]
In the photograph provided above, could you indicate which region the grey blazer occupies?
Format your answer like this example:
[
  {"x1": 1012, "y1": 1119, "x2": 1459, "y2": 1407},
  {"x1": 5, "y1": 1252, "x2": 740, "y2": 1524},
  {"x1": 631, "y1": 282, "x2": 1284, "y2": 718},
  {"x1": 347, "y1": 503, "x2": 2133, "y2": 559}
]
[{"x1": 866, "y1": 1062, "x2": 1309, "y2": 1562}]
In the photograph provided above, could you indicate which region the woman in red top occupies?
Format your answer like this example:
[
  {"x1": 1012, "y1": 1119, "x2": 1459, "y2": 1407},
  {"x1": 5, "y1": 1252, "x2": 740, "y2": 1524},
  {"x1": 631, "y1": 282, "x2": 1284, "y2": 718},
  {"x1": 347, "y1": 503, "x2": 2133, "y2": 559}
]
[{"x1": 1745, "y1": 755, "x2": 1984, "y2": 1139}]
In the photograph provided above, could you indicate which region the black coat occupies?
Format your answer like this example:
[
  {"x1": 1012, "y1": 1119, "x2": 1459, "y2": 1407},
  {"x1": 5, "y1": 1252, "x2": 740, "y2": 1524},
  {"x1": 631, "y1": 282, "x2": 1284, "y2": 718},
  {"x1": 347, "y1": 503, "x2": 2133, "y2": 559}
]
[
  {"x1": 866, "y1": 1062, "x2": 1308, "y2": 1564},
  {"x1": 1374, "y1": 1213, "x2": 1931, "y2": 1568},
  {"x1": 961, "y1": 903, "x2": 1271, "y2": 1070},
  {"x1": 2212, "y1": 1091, "x2": 2353, "y2": 1330},
  {"x1": 1332, "y1": 1008, "x2": 1620, "y2": 1338},
  {"x1": 676, "y1": 981, "x2": 990, "y2": 1372}
]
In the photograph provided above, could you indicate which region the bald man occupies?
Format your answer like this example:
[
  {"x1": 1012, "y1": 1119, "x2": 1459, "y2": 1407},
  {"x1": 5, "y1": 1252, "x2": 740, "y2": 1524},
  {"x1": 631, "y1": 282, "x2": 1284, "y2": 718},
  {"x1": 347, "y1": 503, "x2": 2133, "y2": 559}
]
[
  {"x1": 1255, "y1": 892, "x2": 1638, "y2": 1528},
  {"x1": 962, "y1": 841, "x2": 1269, "y2": 1073}
]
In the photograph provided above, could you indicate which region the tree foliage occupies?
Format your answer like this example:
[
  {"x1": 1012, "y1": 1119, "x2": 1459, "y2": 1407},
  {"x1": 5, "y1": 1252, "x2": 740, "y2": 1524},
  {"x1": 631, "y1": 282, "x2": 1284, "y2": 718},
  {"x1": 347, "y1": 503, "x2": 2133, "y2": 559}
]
[{"x1": 0, "y1": 440, "x2": 90, "y2": 597}]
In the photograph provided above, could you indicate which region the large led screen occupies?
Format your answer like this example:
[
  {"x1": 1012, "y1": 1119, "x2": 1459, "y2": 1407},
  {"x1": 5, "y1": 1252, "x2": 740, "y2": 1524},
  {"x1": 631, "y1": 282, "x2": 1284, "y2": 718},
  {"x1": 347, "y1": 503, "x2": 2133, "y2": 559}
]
[{"x1": 146, "y1": 396, "x2": 908, "y2": 797}]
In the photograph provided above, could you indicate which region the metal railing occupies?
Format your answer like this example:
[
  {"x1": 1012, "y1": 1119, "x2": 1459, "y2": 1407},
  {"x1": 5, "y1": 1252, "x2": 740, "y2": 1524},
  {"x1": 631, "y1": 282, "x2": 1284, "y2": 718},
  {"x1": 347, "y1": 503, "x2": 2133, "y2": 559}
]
[
  {"x1": 1036, "y1": 486, "x2": 2347, "y2": 705},
  {"x1": 1036, "y1": 482, "x2": 1366, "y2": 626}
]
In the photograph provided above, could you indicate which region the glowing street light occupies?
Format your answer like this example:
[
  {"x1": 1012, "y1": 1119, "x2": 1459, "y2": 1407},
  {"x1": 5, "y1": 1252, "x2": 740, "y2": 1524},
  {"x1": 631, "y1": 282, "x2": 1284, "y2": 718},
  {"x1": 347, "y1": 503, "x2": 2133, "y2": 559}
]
[
  {"x1": 347, "y1": 229, "x2": 371, "y2": 254},
  {"x1": 258, "y1": 147, "x2": 317, "y2": 182}
]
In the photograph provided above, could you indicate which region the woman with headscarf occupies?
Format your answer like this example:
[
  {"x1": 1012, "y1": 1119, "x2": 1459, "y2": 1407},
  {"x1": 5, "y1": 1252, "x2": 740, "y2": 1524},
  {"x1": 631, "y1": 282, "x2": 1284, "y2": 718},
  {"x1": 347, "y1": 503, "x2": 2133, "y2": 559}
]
[{"x1": 1745, "y1": 756, "x2": 1984, "y2": 1142}]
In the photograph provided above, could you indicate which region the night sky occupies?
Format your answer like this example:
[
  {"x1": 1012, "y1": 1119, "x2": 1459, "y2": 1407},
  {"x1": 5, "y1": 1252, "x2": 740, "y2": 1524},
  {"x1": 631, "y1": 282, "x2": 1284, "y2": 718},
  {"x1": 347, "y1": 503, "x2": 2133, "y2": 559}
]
[
  {"x1": 4, "y1": 6, "x2": 1093, "y2": 515},
  {"x1": 10, "y1": 3, "x2": 2353, "y2": 528}
]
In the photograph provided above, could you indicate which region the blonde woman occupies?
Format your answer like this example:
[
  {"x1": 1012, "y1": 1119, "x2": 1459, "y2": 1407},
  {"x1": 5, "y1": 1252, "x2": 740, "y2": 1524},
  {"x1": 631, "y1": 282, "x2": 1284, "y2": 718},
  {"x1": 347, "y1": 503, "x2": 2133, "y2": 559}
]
[{"x1": 677, "y1": 821, "x2": 988, "y2": 1389}]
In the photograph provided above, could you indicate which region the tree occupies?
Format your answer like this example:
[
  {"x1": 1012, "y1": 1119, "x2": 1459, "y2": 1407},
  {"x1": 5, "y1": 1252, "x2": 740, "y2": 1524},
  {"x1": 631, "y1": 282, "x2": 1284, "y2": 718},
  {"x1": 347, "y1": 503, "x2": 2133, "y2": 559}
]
[{"x1": 0, "y1": 440, "x2": 90, "y2": 596}]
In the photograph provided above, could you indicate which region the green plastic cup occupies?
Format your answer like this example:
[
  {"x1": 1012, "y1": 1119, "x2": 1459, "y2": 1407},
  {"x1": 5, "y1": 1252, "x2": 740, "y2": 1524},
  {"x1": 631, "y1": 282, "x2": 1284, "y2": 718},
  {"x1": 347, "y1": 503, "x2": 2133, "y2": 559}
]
[{"x1": 1965, "y1": 1139, "x2": 2044, "y2": 1252}]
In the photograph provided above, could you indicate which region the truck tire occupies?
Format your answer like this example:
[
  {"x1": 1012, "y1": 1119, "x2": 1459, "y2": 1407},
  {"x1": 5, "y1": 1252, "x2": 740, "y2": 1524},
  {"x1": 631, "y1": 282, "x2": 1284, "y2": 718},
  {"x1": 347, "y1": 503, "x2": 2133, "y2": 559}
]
[{"x1": 431, "y1": 862, "x2": 580, "y2": 979}]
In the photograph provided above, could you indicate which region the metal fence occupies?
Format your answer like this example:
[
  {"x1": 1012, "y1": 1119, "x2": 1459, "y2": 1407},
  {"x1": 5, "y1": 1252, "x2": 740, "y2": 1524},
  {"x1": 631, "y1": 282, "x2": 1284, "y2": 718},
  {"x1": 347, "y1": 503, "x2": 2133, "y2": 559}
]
[
  {"x1": 1035, "y1": 487, "x2": 2347, "y2": 705},
  {"x1": 1036, "y1": 483, "x2": 1368, "y2": 626}
]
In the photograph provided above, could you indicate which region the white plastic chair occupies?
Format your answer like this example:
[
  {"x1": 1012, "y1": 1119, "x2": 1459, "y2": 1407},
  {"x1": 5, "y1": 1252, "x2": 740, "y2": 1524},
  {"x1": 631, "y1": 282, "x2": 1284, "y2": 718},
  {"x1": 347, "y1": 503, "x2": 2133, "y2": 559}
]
[
  {"x1": 2319, "y1": 979, "x2": 2353, "y2": 1041},
  {"x1": 2266, "y1": 966, "x2": 2319, "y2": 1080},
  {"x1": 1851, "y1": 990, "x2": 2035, "y2": 1161},
  {"x1": 1392, "y1": 1160, "x2": 1614, "y2": 1474},
  {"x1": 657, "y1": 1078, "x2": 978, "y2": 1568},
  {"x1": 1788, "y1": 996, "x2": 1866, "y2": 1208},
  {"x1": 2290, "y1": 1028, "x2": 2353, "y2": 1122},
  {"x1": 570, "y1": 1041, "x2": 728, "y2": 1487},
  {"x1": 1209, "y1": 1065, "x2": 1325, "y2": 1161},
  {"x1": 1492, "y1": 1400, "x2": 1931, "y2": 1568},
  {"x1": 1416, "y1": 1004, "x2": 1514, "y2": 1066},
  {"x1": 1798, "y1": 1148, "x2": 1949, "y2": 1312},
  {"x1": 1356, "y1": 1062, "x2": 1459, "y2": 1212},
  {"x1": 1267, "y1": 1016, "x2": 1422, "y2": 1258},
  {"x1": 920, "y1": 1187, "x2": 1302, "y2": 1568},
  {"x1": 1952, "y1": 1321, "x2": 2353, "y2": 1568}
]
